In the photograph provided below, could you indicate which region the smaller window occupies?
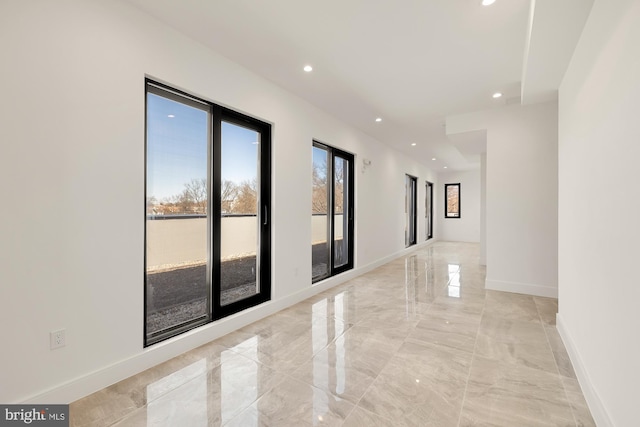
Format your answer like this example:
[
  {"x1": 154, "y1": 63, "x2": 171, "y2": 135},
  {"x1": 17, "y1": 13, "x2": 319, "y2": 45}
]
[
  {"x1": 311, "y1": 141, "x2": 354, "y2": 283},
  {"x1": 405, "y1": 175, "x2": 418, "y2": 247},
  {"x1": 425, "y1": 181, "x2": 433, "y2": 240},
  {"x1": 445, "y1": 183, "x2": 461, "y2": 218}
]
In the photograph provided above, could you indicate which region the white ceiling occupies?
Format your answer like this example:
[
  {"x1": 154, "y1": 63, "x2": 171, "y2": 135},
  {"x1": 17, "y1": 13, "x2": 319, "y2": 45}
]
[{"x1": 124, "y1": 0, "x2": 594, "y2": 171}]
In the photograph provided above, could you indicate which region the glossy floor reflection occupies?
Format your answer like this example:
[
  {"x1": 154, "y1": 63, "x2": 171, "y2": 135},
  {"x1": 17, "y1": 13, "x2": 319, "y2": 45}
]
[{"x1": 70, "y1": 242, "x2": 594, "y2": 426}]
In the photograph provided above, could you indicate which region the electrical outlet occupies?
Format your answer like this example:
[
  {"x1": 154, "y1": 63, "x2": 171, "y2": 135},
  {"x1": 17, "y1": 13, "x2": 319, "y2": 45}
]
[{"x1": 50, "y1": 329, "x2": 66, "y2": 350}]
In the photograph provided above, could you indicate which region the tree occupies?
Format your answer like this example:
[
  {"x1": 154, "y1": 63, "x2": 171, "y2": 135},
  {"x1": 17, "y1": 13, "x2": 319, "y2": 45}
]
[
  {"x1": 311, "y1": 159, "x2": 345, "y2": 214},
  {"x1": 221, "y1": 179, "x2": 238, "y2": 213},
  {"x1": 334, "y1": 159, "x2": 345, "y2": 214},
  {"x1": 170, "y1": 191, "x2": 192, "y2": 214},
  {"x1": 447, "y1": 186, "x2": 459, "y2": 216},
  {"x1": 182, "y1": 178, "x2": 207, "y2": 214},
  {"x1": 233, "y1": 179, "x2": 258, "y2": 214},
  {"x1": 312, "y1": 161, "x2": 328, "y2": 214},
  {"x1": 146, "y1": 195, "x2": 158, "y2": 215}
]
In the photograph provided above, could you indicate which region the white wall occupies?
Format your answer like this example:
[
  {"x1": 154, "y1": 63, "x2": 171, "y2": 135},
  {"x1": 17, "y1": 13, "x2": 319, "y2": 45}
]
[
  {"x1": 0, "y1": 0, "x2": 438, "y2": 404},
  {"x1": 438, "y1": 170, "x2": 481, "y2": 243},
  {"x1": 558, "y1": 1, "x2": 640, "y2": 425},
  {"x1": 447, "y1": 101, "x2": 558, "y2": 298}
]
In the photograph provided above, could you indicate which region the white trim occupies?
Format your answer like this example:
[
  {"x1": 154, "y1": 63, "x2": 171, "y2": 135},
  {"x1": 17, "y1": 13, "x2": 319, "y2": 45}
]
[
  {"x1": 485, "y1": 278, "x2": 557, "y2": 298},
  {"x1": 556, "y1": 313, "x2": 614, "y2": 427},
  {"x1": 23, "y1": 239, "x2": 437, "y2": 404}
]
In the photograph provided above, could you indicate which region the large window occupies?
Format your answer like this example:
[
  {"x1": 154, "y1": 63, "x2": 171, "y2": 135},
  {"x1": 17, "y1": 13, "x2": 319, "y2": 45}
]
[
  {"x1": 445, "y1": 183, "x2": 461, "y2": 218},
  {"x1": 145, "y1": 80, "x2": 271, "y2": 346},
  {"x1": 312, "y1": 141, "x2": 354, "y2": 282},
  {"x1": 425, "y1": 181, "x2": 433, "y2": 240},
  {"x1": 405, "y1": 175, "x2": 418, "y2": 247}
]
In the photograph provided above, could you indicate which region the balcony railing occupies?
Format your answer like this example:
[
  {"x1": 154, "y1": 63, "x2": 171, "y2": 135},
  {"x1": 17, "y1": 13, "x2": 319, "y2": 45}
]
[
  {"x1": 146, "y1": 215, "x2": 342, "y2": 271},
  {"x1": 145, "y1": 214, "x2": 343, "y2": 335}
]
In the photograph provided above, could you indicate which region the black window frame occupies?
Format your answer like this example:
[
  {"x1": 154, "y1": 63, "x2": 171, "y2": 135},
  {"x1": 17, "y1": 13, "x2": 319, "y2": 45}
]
[
  {"x1": 445, "y1": 182, "x2": 461, "y2": 218},
  {"x1": 405, "y1": 174, "x2": 418, "y2": 247},
  {"x1": 425, "y1": 180, "x2": 434, "y2": 240},
  {"x1": 311, "y1": 141, "x2": 355, "y2": 283},
  {"x1": 144, "y1": 79, "x2": 271, "y2": 346}
]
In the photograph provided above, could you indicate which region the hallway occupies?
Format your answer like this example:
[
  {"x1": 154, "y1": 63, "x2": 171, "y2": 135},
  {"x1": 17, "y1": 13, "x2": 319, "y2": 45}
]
[{"x1": 70, "y1": 242, "x2": 593, "y2": 426}]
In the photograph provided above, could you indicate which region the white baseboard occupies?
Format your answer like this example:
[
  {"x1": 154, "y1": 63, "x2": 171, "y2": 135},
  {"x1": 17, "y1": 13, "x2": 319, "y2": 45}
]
[
  {"x1": 23, "y1": 239, "x2": 438, "y2": 404},
  {"x1": 556, "y1": 313, "x2": 614, "y2": 427},
  {"x1": 25, "y1": 294, "x2": 302, "y2": 404},
  {"x1": 485, "y1": 278, "x2": 558, "y2": 298}
]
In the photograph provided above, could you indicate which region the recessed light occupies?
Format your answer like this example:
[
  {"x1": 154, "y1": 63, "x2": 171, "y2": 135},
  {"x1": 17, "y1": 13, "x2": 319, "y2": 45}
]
[
  {"x1": 303, "y1": 65, "x2": 313, "y2": 72},
  {"x1": 482, "y1": 0, "x2": 496, "y2": 6},
  {"x1": 492, "y1": 92, "x2": 502, "y2": 98},
  {"x1": 167, "y1": 114, "x2": 175, "y2": 118},
  {"x1": 444, "y1": 166, "x2": 448, "y2": 169},
  {"x1": 411, "y1": 143, "x2": 417, "y2": 146},
  {"x1": 432, "y1": 157, "x2": 436, "y2": 161},
  {"x1": 375, "y1": 117, "x2": 382, "y2": 122}
]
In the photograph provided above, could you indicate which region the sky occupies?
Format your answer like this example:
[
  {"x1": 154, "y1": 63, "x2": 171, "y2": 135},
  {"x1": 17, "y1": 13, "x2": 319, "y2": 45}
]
[
  {"x1": 312, "y1": 145, "x2": 327, "y2": 179},
  {"x1": 147, "y1": 93, "x2": 258, "y2": 201}
]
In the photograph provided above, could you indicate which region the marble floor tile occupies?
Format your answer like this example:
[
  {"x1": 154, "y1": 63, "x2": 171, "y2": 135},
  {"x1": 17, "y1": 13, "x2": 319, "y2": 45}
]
[
  {"x1": 70, "y1": 242, "x2": 594, "y2": 427},
  {"x1": 337, "y1": 323, "x2": 411, "y2": 353},
  {"x1": 544, "y1": 325, "x2": 577, "y2": 379},
  {"x1": 215, "y1": 311, "x2": 314, "y2": 352},
  {"x1": 476, "y1": 315, "x2": 557, "y2": 373},
  {"x1": 289, "y1": 327, "x2": 398, "y2": 403},
  {"x1": 111, "y1": 365, "x2": 222, "y2": 427},
  {"x1": 543, "y1": 325, "x2": 566, "y2": 352},
  {"x1": 207, "y1": 354, "x2": 285, "y2": 423},
  {"x1": 404, "y1": 276, "x2": 441, "y2": 305},
  {"x1": 238, "y1": 316, "x2": 351, "y2": 373},
  {"x1": 70, "y1": 344, "x2": 234, "y2": 427},
  {"x1": 358, "y1": 341, "x2": 471, "y2": 426},
  {"x1": 428, "y1": 293, "x2": 486, "y2": 318},
  {"x1": 354, "y1": 306, "x2": 421, "y2": 332},
  {"x1": 478, "y1": 314, "x2": 548, "y2": 344},
  {"x1": 290, "y1": 348, "x2": 379, "y2": 405},
  {"x1": 407, "y1": 311, "x2": 480, "y2": 353},
  {"x1": 113, "y1": 352, "x2": 276, "y2": 427},
  {"x1": 71, "y1": 390, "x2": 140, "y2": 427},
  {"x1": 277, "y1": 300, "x2": 320, "y2": 319},
  {"x1": 439, "y1": 284, "x2": 487, "y2": 305},
  {"x1": 341, "y1": 406, "x2": 397, "y2": 427},
  {"x1": 562, "y1": 377, "x2": 597, "y2": 427},
  {"x1": 225, "y1": 377, "x2": 354, "y2": 427},
  {"x1": 551, "y1": 346, "x2": 577, "y2": 379},
  {"x1": 484, "y1": 290, "x2": 541, "y2": 323},
  {"x1": 460, "y1": 355, "x2": 575, "y2": 426},
  {"x1": 534, "y1": 296, "x2": 558, "y2": 325}
]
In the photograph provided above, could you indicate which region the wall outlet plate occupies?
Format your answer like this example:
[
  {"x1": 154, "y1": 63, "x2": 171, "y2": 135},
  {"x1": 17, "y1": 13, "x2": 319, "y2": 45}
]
[{"x1": 50, "y1": 329, "x2": 66, "y2": 350}]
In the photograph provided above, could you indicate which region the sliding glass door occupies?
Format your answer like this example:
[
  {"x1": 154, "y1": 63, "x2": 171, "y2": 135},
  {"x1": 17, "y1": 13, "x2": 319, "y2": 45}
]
[
  {"x1": 145, "y1": 80, "x2": 271, "y2": 346},
  {"x1": 425, "y1": 181, "x2": 433, "y2": 240},
  {"x1": 311, "y1": 145, "x2": 330, "y2": 280},
  {"x1": 333, "y1": 154, "x2": 351, "y2": 269},
  {"x1": 145, "y1": 85, "x2": 211, "y2": 341},
  {"x1": 219, "y1": 121, "x2": 260, "y2": 306},
  {"x1": 405, "y1": 174, "x2": 417, "y2": 247},
  {"x1": 312, "y1": 142, "x2": 354, "y2": 282}
]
